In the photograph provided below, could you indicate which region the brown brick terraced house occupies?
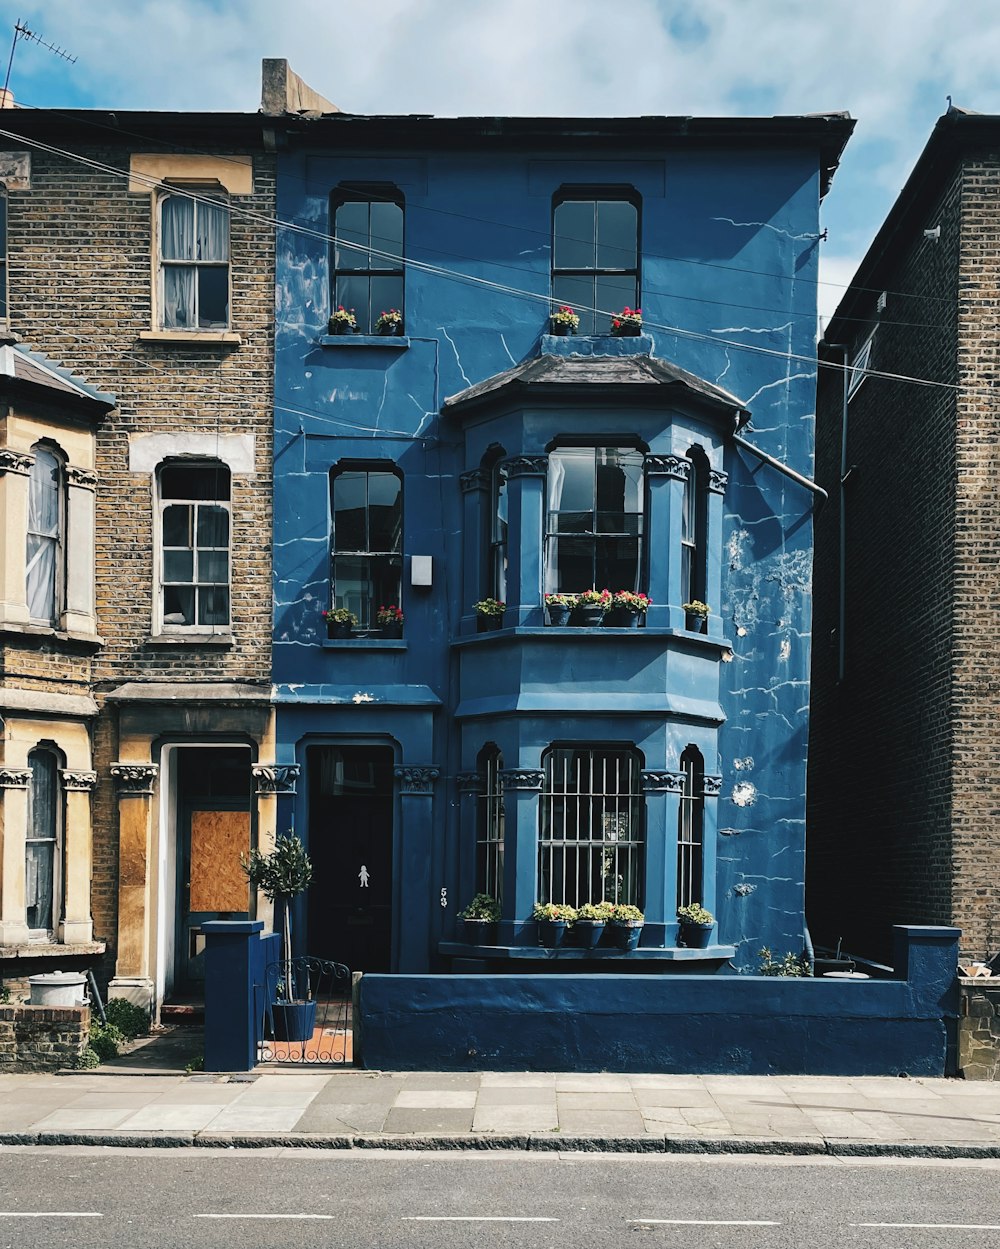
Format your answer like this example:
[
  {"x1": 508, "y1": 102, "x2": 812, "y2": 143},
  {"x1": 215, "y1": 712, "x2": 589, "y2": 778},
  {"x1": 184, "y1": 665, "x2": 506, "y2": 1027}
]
[
  {"x1": 0, "y1": 100, "x2": 283, "y2": 1015},
  {"x1": 809, "y1": 108, "x2": 1000, "y2": 964}
]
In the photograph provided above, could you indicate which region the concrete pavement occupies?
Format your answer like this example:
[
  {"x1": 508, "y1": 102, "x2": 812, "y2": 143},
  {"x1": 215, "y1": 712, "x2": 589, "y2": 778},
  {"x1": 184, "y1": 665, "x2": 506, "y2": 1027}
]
[{"x1": 5, "y1": 1053, "x2": 1000, "y2": 1155}]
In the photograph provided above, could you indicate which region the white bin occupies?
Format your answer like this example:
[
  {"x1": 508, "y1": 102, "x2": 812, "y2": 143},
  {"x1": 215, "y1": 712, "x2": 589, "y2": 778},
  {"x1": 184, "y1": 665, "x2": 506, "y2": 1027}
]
[{"x1": 28, "y1": 971, "x2": 87, "y2": 1007}]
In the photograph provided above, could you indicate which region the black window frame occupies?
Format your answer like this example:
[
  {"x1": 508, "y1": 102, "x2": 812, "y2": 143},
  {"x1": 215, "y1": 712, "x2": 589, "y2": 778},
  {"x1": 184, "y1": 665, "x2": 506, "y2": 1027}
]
[
  {"x1": 551, "y1": 186, "x2": 641, "y2": 336},
  {"x1": 681, "y1": 446, "x2": 709, "y2": 608},
  {"x1": 677, "y1": 745, "x2": 705, "y2": 911},
  {"x1": 331, "y1": 184, "x2": 405, "y2": 336}
]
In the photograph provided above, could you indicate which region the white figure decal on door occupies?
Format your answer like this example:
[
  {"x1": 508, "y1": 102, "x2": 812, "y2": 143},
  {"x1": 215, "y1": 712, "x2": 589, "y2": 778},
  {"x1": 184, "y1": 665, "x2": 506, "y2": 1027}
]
[{"x1": 358, "y1": 864, "x2": 370, "y2": 888}]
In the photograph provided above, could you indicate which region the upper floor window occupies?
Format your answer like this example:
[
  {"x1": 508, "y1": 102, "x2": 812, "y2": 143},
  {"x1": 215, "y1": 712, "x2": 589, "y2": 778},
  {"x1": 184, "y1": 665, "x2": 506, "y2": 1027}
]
[
  {"x1": 677, "y1": 746, "x2": 705, "y2": 910},
  {"x1": 332, "y1": 188, "x2": 404, "y2": 335},
  {"x1": 0, "y1": 193, "x2": 7, "y2": 319},
  {"x1": 158, "y1": 461, "x2": 231, "y2": 630},
  {"x1": 847, "y1": 331, "x2": 874, "y2": 400},
  {"x1": 539, "y1": 745, "x2": 643, "y2": 909},
  {"x1": 476, "y1": 746, "x2": 505, "y2": 903},
  {"x1": 331, "y1": 465, "x2": 402, "y2": 630},
  {"x1": 158, "y1": 191, "x2": 230, "y2": 330},
  {"x1": 552, "y1": 192, "x2": 639, "y2": 335},
  {"x1": 545, "y1": 446, "x2": 644, "y2": 594},
  {"x1": 681, "y1": 448, "x2": 709, "y2": 607},
  {"x1": 26, "y1": 748, "x2": 61, "y2": 936},
  {"x1": 490, "y1": 456, "x2": 508, "y2": 604},
  {"x1": 26, "y1": 444, "x2": 63, "y2": 625}
]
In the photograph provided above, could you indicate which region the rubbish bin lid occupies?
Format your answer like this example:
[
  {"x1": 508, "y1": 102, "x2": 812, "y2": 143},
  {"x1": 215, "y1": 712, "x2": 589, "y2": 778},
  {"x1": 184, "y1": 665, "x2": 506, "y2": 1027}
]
[{"x1": 27, "y1": 971, "x2": 87, "y2": 985}]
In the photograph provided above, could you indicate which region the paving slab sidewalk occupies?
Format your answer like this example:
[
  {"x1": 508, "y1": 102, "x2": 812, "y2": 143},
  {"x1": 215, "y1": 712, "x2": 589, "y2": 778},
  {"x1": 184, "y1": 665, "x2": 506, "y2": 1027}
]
[{"x1": 3, "y1": 1055, "x2": 1000, "y2": 1156}]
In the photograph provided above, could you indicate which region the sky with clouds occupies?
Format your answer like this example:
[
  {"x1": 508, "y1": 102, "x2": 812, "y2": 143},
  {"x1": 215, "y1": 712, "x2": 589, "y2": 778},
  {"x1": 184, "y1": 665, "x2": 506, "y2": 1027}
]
[{"x1": 7, "y1": 0, "x2": 1000, "y2": 326}]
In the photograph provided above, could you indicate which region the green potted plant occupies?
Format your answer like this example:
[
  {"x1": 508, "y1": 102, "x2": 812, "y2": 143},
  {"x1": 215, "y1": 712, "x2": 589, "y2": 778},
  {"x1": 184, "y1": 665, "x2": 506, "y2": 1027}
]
[
  {"x1": 575, "y1": 900, "x2": 614, "y2": 948},
  {"x1": 758, "y1": 947, "x2": 811, "y2": 977},
  {"x1": 609, "y1": 903, "x2": 644, "y2": 951},
  {"x1": 677, "y1": 902, "x2": 714, "y2": 949},
  {"x1": 605, "y1": 590, "x2": 650, "y2": 628},
  {"x1": 473, "y1": 597, "x2": 506, "y2": 632},
  {"x1": 242, "y1": 833, "x2": 315, "y2": 1043},
  {"x1": 376, "y1": 603, "x2": 404, "y2": 639},
  {"x1": 549, "y1": 305, "x2": 580, "y2": 337},
  {"x1": 544, "y1": 592, "x2": 577, "y2": 627},
  {"x1": 573, "y1": 587, "x2": 611, "y2": 627},
  {"x1": 681, "y1": 600, "x2": 710, "y2": 633},
  {"x1": 458, "y1": 893, "x2": 500, "y2": 944},
  {"x1": 610, "y1": 306, "x2": 642, "y2": 336},
  {"x1": 323, "y1": 606, "x2": 358, "y2": 639},
  {"x1": 328, "y1": 305, "x2": 357, "y2": 335},
  {"x1": 532, "y1": 901, "x2": 577, "y2": 948},
  {"x1": 375, "y1": 308, "x2": 404, "y2": 336}
]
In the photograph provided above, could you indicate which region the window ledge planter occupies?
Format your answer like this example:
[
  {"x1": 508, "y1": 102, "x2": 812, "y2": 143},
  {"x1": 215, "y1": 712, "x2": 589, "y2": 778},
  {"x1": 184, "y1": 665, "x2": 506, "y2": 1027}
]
[{"x1": 319, "y1": 334, "x2": 410, "y2": 350}]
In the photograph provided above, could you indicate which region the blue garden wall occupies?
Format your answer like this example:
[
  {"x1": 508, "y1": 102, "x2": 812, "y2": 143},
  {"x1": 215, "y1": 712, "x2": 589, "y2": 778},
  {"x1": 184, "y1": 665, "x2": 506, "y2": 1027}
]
[
  {"x1": 357, "y1": 927, "x2": 960, "y2": 1076},
  {"x1": 271, "y1": 116, "x2": 850, "y2": 974}
]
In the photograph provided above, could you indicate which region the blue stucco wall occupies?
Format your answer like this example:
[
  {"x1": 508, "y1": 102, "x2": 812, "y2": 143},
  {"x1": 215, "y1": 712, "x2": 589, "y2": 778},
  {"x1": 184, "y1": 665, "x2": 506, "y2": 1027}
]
[
  {"x1": 273, "y1": 132, "x2": 825, "y2": 972},
  {"x1": 358, "y1": 928, "x2": 961, "y2": 1076}
]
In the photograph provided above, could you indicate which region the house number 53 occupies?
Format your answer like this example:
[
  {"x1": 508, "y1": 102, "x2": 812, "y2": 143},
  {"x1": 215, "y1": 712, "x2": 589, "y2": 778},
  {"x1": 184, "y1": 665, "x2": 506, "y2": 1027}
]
[{"x1": 440, "y1": 888, "x2": 448, "y2": 908}]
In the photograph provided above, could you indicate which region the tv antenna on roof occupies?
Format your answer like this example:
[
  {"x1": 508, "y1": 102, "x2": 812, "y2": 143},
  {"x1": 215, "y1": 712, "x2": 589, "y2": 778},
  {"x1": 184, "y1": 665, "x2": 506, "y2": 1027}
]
[{"x1": 3, "y1": 19, "x2": 77, "y2": 102}]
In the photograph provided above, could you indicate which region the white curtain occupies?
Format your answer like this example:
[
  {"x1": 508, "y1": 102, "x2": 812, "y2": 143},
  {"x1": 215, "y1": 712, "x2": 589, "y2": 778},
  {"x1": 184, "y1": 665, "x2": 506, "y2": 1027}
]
[
  {"x1": 26, "y1": 448, "x2": 59, "y2": 623},
  {"x1": 543, "y1": 453, "x2": 565, "y2": 591},
  {"x1": 196, "y1": 199, "x2": 229, "y2": 261},
  {"x1": 161, "y1": 195, "x2": 194, "y2": 260}
]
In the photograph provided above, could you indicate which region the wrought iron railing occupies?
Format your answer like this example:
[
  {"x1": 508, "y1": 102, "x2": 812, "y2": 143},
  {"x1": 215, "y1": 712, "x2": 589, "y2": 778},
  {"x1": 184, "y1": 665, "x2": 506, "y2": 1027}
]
[{"x1": 257, "y1": 954, "x2": 352, "y2": 1065}]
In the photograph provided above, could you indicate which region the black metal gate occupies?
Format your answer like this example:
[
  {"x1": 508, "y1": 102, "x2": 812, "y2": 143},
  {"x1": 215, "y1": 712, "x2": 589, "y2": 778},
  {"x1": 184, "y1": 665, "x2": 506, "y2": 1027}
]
[{"x1": 256, "y1": 955, "x2": 352, "y2": 1065}]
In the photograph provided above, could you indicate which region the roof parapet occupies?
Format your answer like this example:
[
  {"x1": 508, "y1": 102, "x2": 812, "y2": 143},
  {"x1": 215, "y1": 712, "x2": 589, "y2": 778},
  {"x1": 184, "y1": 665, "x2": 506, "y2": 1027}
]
[{"x1": 261, "y1": 59, "x2": 340, "y2": 117}]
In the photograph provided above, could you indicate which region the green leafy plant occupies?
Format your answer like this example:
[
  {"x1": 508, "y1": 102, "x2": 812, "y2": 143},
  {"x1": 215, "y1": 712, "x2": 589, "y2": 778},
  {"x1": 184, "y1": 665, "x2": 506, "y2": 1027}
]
[
  {"x1": 577, "y1": 901, "x2": 614, "y2": 922},
  {"x1": 87, "y1": 1019, "x2": 125, "y2": 1062},
  {"x1": 550, "y1": 305, "x2": 580, "y2": 332},
  {"x1": 375, "y1": 308, "x2": 403, "y2": 331},
  {"x1": 577, "y1": 588, "x2": 612, "y2": 608},
  {"x1": 185, "y1": 1054, "x2": 206, "y2": 1073},
  {"x1": 328, "y1": 305, "x2": 357, "y2": 331},
  {"x1": 104, "y1": 998, "x2": 150, "y2": 1041},
  {"x1": 532, "y1": 902, "x2": 577, "y2": 923},
  {"x1": 610, "y1": 903, "x2": 644, "y2": 924},
  {"x1": 544, "y1": 592, "x2": 578, "y2": 610},
  {"x1": 611, "y1": 590, "x2": 651, "y2": 612},
  {"x1": 473, "y1": 598, "x2": 506, "y2": 618},
  {"x1": 458, "y1": 893, "x2": 501, "y2": 922},
  {"x1": 75, "y1": 1046, "x2": 100, "y2": 1069},
  {"x1": 682, "y1": 600, "x2": 710, "y2": 618},
  {"x1": 610, "y1": 306, "x2": 642, "y2": 334},
  {"x1": 243, "y1": 833, "x2": 314, "y2": 1004},
  {"x1": 376, "y1": 604, "x2": 403, "y2": 625},
  {"x1": 323, "y1": 607, "x2": 358, "y2": 627},
  {"x1": 759, "y1": 947, "x2": 811, "y2": 977},
  {"x1": 677, "y1": 903, "x2": 714, "y2": 926}
]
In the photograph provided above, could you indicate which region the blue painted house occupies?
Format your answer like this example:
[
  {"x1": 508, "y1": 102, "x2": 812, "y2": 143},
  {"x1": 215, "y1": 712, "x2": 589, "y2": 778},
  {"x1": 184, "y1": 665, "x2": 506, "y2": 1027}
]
[{"x1": 270, "y1": 99, "x2": 853, "y2": 976}]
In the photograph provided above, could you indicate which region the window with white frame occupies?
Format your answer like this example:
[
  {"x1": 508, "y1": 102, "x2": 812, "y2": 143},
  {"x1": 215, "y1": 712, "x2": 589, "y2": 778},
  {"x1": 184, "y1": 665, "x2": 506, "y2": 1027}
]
[
  {"x1": 158, "y1": 190, "x2": 230, "y2": 330},
  {"x1": 330, "y1": 465, "x2": 402, "y2": 630},
  {"x1": 476, "y1": 746, "x2": 505, "y2": 903},
  {"x1": 677, "y1": 746, "x2": 704, "y2": 910},
  {"x1": 545, "y1": 446, "x2": 644, "y2": 594},
  {"x1": 26, "y1": 444, "x2": 63, "y2": 625},
  {"x1": 847, "y1": 331, "x2": 874, "y2": 400},
  {"x1": 539, "y1": 745, "x2": 643, "y2": 909},
  {"x1": 26, "y1": 748, "x2": 61, "y2": 937},
  {"x1": 158, "y1": 461, "x2": 231, "y2": 630}
]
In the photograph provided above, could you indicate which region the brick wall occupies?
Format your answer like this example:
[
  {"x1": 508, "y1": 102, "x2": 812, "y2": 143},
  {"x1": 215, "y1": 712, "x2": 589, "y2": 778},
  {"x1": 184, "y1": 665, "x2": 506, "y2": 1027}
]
[
  {"x1": 808, "y1": 163, "x2": 961, "y2": 960},
  {"x1": 0, "y1": 1003, "x2": 89, "y2": 1071}
]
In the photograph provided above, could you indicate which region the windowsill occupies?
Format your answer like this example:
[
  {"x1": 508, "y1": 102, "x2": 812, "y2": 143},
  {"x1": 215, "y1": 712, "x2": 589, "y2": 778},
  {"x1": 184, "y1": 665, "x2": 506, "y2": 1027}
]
[
  {"x1": 452, "y1": 626, "x2": 732, "y2": 651},
  {"x1": 0, "y1": 940, "x2": 107, "y2": 961},
  {"x1": 321, "y1": 637, "x2": 407, "y2": 650},
  {"x1": 318, "y1": 334, "x2": 410, "y2": 350},
  {"x1": 439, "y1": 941, "x2": 736, "y2": 963},
  {"x1": 0, "y1": 620, "x2": 104, "y2": 649},
  {"x1": 146, "y1": 631, "x2": 234, "y2": 647},
  {"x1": 139, "y1": 330, "x2": 242, "y2": 346}
]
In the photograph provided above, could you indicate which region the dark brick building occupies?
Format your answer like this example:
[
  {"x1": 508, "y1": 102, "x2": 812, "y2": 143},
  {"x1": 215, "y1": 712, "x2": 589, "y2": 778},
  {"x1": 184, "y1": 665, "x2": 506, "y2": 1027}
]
[{"x1": 809, "y1": 108, "x2": 1000, "y2": 962}]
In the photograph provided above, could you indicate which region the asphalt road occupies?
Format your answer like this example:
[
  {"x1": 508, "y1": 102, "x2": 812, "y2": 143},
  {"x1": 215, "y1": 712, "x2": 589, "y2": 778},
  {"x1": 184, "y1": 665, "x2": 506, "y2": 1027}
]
[{"x1": 2, "y1": 1149, "x2": 1000, "y2": 1248}]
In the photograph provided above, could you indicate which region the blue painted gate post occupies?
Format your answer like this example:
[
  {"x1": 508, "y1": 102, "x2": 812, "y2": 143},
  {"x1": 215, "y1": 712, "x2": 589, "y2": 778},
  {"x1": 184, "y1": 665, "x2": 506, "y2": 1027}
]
[{"x1": 203, "y1": 919, "x2": 265, "y2": 1072}]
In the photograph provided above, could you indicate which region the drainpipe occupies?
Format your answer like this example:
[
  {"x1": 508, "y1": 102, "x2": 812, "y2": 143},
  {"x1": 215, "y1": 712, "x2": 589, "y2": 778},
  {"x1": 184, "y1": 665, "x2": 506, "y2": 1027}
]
[{"x1": 730, "y1": 433, "x2": 828, "y2": 510}]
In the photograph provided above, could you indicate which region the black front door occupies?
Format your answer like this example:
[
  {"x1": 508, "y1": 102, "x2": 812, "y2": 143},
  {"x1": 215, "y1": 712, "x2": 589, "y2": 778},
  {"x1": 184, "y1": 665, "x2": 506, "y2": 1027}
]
[{"x1": 307, "y1": 745, "x2": 394, "y2": 972}]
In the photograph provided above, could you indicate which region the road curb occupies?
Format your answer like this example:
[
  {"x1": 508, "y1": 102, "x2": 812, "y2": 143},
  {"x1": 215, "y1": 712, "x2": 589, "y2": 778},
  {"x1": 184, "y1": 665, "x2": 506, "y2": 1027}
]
[{"x1": 3, "y1": 1130, "x2": 1000, "y2": 1158}]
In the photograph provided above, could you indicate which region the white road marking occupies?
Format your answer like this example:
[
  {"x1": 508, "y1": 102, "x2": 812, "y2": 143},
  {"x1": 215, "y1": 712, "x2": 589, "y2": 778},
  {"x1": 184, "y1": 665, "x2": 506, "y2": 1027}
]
[
  {"x1": 0, "y1": 1212, "x2": 103, "y2": 1218},
  {"x1": 854, "y1": 1224, "x2": 1000, "y2": 1231},
  {"x1": 631, "y1": 1219, "x2": 781, "y2": 1227},
  {"x1": 196, "y1": 1214, "x2": 336, "y2": 1220},
  {"x1": 403, "y1": 1216, "x2": 559, "y2": 1222}
]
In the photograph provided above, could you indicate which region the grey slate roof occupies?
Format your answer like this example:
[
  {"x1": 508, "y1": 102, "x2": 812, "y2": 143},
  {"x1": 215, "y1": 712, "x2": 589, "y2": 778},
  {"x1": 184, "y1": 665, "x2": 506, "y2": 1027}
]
[
  {"x1": 0, "y1": 338, "x2": 116, "y2": 414},
  {"x1": 443, "y1": 351, "x2": 750, "y2": 424}
]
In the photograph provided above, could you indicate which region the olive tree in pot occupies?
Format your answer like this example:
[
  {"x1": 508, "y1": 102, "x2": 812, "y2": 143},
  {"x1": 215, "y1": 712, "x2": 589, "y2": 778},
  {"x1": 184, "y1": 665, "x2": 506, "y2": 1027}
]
[{"x1": 242, "y1": 834, "x2": 315, "y2": 1043}]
